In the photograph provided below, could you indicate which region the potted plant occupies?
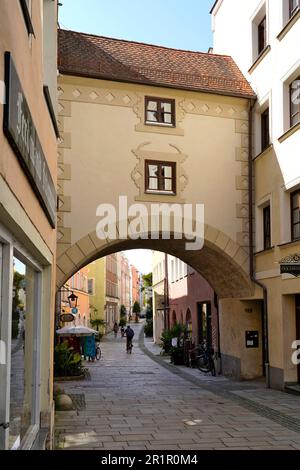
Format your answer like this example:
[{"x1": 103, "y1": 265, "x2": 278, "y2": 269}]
[{"x1": 171, "y1": 345, "x2": 185, "y2": 365}]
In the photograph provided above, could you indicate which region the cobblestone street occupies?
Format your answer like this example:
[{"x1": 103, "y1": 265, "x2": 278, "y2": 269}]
[{"x1": 55, "y1": 323, "x2": 300, "y2": 450}]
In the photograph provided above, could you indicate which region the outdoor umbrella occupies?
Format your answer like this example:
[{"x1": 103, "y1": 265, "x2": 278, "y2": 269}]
[{"x1": 56, "y1": 325, "x2": 98, "y2": 336}]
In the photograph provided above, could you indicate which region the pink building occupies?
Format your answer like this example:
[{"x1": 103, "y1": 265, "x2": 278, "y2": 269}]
[
  {"x1": 119, "y1": 253, "x2": 130, "y2": 317},
  {"x1": 131, "y1": 265, "x2": 140, "y2": 306},
  {"x1": 168, "y1": 258, "x2": 219, "y2": 354}
]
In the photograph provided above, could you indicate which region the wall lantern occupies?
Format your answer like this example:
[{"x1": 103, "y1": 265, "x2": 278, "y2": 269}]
[{"x1": 68, "y1": 291, "x2": 78, "y2": 309}]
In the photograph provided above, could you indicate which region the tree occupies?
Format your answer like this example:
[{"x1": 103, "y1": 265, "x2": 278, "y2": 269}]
[
  {"x1": 132, "y1": 301, "x2": 141, "y2": 323},
  {"x1": 120, "y1": 304, "x2": 127, "y2": 318},
  {"x1": 142, "y1": 272, "x2": 152, "y2": 287},
  {"x1": 90, "y1": 318, "x2": 106, "y2": 333}
]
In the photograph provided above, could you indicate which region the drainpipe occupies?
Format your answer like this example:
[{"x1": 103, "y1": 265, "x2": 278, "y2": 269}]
[{"x1": 248, "y1": 99, "x2": 270, "y2": 388}]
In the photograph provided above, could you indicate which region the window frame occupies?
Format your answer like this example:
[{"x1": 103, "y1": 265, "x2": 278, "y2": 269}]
[
  {"x1": 263, "y1": 205, "x2": 271, "y2": 250},
  {"x1": 290, "y1": 0, "x2": 300, "y2": 18},
  {"x1": 290, "y1": 76, "x2": 300, "y2": 128},
  {"x1": 19, "y1": 0, "x2": 35, "y2": 36},
  {"x1": 291, "y1": 190, "x2": 300, "y2": 241},
  {"x1": 258, "y1": 16, "x2": 267, "y2": 55},
  {"x1": 145, "y1": 160, "x2": 176, "y2": 195},
  {"x1": 145, "y1": 96, "x2": 176, "y2": 127},
  {"x1": 261, "y1": 107, "x2": 270, "y2": 151}
]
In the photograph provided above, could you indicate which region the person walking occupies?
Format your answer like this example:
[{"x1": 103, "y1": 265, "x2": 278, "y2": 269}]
[
  {"x1": 125, "y1": 325, "x2": 134, "y2": 353},
  {"x1": 113, "y1": 322, "x2": 119, "y2": 338}
]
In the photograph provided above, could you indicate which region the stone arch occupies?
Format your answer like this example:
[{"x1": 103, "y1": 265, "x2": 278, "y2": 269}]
[{"x1": 56, "y1": 223, "x2": 254, "y2": 299}]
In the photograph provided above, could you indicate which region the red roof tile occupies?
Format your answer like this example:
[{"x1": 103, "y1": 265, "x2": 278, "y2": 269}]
[{"x1": 58, "y1": 29, "x2": 255, "y2": 99}]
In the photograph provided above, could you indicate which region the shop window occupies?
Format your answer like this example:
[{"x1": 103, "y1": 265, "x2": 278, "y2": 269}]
[{"x1": 9, "y1": 257, "x2": 37, "y2": 449}]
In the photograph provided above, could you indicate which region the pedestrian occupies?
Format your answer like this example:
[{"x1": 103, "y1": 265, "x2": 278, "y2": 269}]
[
  {"x1": 113, "y1": 322, "x2": 119, "y2": 338},
  {"x1": 125, "y1": 325, "x2": 134, "y2": 353},
  {"x1": 120, "y1": 325, "x2": 125, "y2": 337}
]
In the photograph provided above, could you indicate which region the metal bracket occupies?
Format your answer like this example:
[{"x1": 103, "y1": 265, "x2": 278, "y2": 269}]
[{"x1": 0, "y1": 422, "x2": 9, "y2": 429}]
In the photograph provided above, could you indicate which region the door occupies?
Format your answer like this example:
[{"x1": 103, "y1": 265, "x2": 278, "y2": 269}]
[
  {"x1": 296, "y1": 295, "x2": 300, "y2": 384},
  {"x1": 197, "y1": 302, "x2": 212, "y2": 349}
]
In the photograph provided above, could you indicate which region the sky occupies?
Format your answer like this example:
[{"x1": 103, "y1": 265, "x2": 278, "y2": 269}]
[
  {"x1": 58, "y1": 0, "x2": 214, "y2": 52},
  {"x1": 58, "y1": 0, "x2": 214, "y2": 274},
  {"x1": 123, "y1": 249, "x2": 153, "y2": 275}
]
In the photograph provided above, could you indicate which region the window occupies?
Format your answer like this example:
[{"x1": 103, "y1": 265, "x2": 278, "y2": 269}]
[
  {"x1": 290, "y1": 77, "x2": 300, "y2": 127},
  {"x1": 291, "y1": 191, "x2": 300, "y2": 241},
  {"x1": 88, "y1": 278, "x2": 95, "y2": 295},
  {"x1": 261, "y1": 108, "x2": 270, "y2": 151},
  {"x1": 145, "y1": 97, "x2": 175, "y2": 126},
  {"x1": 19, "y1": 0, "x2": 34, "y2": 35},
  {"x1": 145, "y1": 160, "x2": 176, "y2": 194},
  {"x1": 263, "y1": 205, "x2": 271, "y2": 249},
  {"x1": 290, "y1": 0, "x2": 300, "y2": 17},
  {"x1": 258, "y1": 16, "x2": 266, "y2": 55}
]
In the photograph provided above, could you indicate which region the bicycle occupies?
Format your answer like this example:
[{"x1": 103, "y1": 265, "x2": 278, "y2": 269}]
[
  {"x1": 95, "y1": 344, "x2": 101, "y2": 360},
  {"x1": 195, "y1": 342, "x2": 216, "y2": 376},
  {"x1": 126, "y1": 338, "x2": 133, "y2": 354}
]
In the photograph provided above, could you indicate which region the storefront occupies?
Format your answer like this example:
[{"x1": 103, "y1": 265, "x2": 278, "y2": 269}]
[{"x1": 0, "y1": 1, "x2": 58, "y2": 449}]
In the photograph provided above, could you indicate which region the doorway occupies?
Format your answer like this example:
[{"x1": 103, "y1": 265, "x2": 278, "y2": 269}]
[{"x1": 197, "y1": 302, "x2": 212, "y2": 349}]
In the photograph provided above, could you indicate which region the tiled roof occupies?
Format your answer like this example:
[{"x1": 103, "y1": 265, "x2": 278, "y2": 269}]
[{"x1": 58, "y1": 29, "x2": 255, "y2": 99}]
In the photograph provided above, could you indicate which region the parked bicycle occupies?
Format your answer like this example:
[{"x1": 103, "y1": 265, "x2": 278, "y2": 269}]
[
  {"x1": 95, "y1": 343, "x2": 101, "y2": 360},
  {"x1": 195, "y1": 341, "x2": 216, "y2": 376}
]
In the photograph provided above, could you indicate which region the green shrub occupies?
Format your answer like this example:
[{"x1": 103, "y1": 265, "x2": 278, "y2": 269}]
[
  {"x1": 119, "y1": 317, "x2": 126, "y2": 327},
  {"x1": 144, "y1": 320, "x2": 153, "y2": 337},
  {"x1": 160, "y1": 329, "x2": 173, "y2": 353},
  {"x1": 54, "y1": 341, "x2": 83, "y2": 377}
]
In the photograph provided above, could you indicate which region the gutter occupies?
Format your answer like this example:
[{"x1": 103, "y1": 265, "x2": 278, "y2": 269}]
[{"x1": 248, "y1": 99, "x2": 270, "y2": 388}]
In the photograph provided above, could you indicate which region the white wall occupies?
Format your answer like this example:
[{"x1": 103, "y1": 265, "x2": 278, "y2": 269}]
[{"x1": 212, "y1": 0, "x2": 300, "y2": 189}]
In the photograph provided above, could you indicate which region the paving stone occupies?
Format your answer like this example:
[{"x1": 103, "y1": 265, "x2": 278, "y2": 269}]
[{"x1": 54, "y1": 323, "x2": 300, "y2": 451}]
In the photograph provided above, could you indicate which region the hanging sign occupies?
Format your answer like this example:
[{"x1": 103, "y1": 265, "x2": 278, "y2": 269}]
[
  {"x1": 60, "y1": 313, "x2": 75, "y2": 323},
  {"x1": 71, "y1": 307, "x2": 78, "y2": 314},
  {"x1": 280, "y1": 254, "x2": 300, "y2": 277},
  {"x1": 3, "y1": 52, "x2": 56, "y2": 228}
]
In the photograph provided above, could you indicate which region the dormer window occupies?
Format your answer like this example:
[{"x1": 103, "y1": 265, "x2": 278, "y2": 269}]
[{"x1": 145, "y1": 97, "x2": 175, "y2": 126}]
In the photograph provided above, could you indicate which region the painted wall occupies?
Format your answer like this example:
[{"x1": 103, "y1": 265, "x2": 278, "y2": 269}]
[{"x1": 212, "y1": 0, "x2": 300, "y2": 388}]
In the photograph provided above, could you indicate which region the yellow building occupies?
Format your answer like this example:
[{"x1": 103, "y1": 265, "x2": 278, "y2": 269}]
[{"x1": 88, "y1": 259, "x2": 106, "y2": 333}]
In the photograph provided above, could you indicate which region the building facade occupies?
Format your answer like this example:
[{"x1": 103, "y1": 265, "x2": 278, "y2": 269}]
[
  {"x1": 212, "y1": 0, "x2": 300, "y2": 388},
  {"x1": 87, "y1": 258, "x2": 106, "y2": 331},
  {"x1": 61, "y1": 266, "x2": 90, "y2": 327},
  {"x1": 119, "y1": 253, "x2": 131, "y2": 318},
  {"x1": 131, "y1": 265, "x2": 140, "y2": 311},
  {"x1": 0, "y1": 1, "x2": 58, "y2": 449},
  {"x1": 105, "y1": 253, "x2": 120, "y2": 331}
]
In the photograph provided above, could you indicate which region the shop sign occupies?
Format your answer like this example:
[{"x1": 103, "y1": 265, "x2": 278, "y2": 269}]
[
  {"x1": 3, "y1": 52, "x2": 56, "y2": 228},
  {"x1": 60, "y1": 313, "x2": 75, "y2": 323},
  {"x1": 280, "y1": 254, "x2": 300, "y2": 277}
]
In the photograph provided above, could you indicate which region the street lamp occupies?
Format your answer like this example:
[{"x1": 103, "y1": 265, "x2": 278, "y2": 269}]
[{"x1": 67, "y1": 291, "x2": 78, "y2": 309}]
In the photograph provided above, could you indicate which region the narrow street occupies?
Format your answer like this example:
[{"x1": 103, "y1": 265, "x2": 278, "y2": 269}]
[{"x1": 55, "y1": 323, "x2": 300, "y2": 451}]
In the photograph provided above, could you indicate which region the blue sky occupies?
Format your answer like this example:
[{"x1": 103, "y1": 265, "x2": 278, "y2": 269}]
[{"x1": 58, "y1": 0, "x2": 214, "y2": 52}]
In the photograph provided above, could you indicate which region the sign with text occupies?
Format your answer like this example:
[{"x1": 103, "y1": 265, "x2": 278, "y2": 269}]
[
  {"x1": 60, "y1": 313, "x2": 75, "y2": 323},
  {"x1": 3, "y1": 52, "x2": 56, "y2": 227}
]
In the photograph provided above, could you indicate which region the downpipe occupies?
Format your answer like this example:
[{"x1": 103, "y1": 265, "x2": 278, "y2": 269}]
[{"x1": 248, "y1": 99, "x2": 270, "y2": 388}]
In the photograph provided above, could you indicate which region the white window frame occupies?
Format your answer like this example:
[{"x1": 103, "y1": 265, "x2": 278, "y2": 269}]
[{"x1": 251, "y1": 1, "x2": 268, "y2": 64}]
